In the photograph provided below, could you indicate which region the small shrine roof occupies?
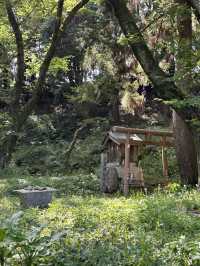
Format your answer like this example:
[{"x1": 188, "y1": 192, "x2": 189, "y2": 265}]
[{"x1": 103, "y1": 131, "x2": 142, "y2": 146}]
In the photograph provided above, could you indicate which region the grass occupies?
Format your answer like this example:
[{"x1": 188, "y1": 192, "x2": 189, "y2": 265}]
[{"x1": 1, "y1": 173, "x2": 200, "y2": 265}]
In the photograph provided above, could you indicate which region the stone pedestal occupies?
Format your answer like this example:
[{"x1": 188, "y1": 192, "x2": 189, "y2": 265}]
[{"x1": 14, "y1": 187, "x2": 57, "y2": 208}]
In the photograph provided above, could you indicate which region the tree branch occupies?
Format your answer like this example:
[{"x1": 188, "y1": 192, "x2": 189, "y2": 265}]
[
  {"x1": 20, "y1": 0, "x2": 64, "y2": 120},
  {"x1": 36, "y1": 0, "x2": 65, "y2": 94},
  {"x1": 1, "y1": 0, "x2": 90, "y2": 167},
  {"x1": 5, "y1": 0, "x2": 25, "y2": 111},
  {"x1": 65, "y1": 125, "x2": 85, "y2": 165},
  {"x1": 61, "y1": 0, "x2": 90, "y2": 32},
  {"x1": 107, "y1": 0, "x2": 183, "y2": 100},
  {"x1": 22, "y1": 0, "x2": 90, "y2": 125},
  {"x1": 141, "y1": 13, "x2": 165, "y2": 33},
  {"x1": 187, "y1": 0, "x2": 200, "y2": 22}
]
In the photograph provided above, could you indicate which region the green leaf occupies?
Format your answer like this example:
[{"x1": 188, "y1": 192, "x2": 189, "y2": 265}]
[
  {"x1": 0, "y1": 228, "x2": 7, "y2": 242},
  {"x1": 51, "y1": 230, "x2": 67, "y2": 241},
  {"x1": 8, "y1": 211, "x2": 24, "y2": 225},
  {"x1": 49, "y1": 56, "x2": 69, "y2": 74}
]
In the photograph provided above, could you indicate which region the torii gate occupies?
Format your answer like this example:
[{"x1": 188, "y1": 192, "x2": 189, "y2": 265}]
[{"x1": 102, "y1": 126, "x2": 175, "y2": 196}]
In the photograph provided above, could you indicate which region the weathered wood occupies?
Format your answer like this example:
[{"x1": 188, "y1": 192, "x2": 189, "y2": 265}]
[
  {"x1": 173, "y1": 110, "x2": 198, "y2": 185},
  {"x1": 100, "y1": 153, "x2": 107, "y2": 192},
  {"x1": 161, "y1": 137, "x2": 168, "y2": 178},
  {"x1": 113, "y1": 126, "x2": 174, "y2": 137},
  {"x1": 102, "y1": 126, "x2": 176, "y2": 194},
  {"x1": 129, "y1": 162, "x2": 145, "y2": 187},
  {"x1": 107, "y1": 142, "x2": 111, "y2": 163},
  {"x1": 118, "y1": 139, "x2": 174, "y2": 147},
  {"x1": 104, "y1": 166, "x2": 119, "y2": 193},
  {"x1": 124, "y1": 134, "x2": 130, "y2": 196},
  {"x1": 162, "y1": 147, "x2": 169, "y2": 178}
]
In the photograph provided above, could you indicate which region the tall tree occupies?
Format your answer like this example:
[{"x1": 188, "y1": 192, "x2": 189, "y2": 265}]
[
  {"x1": 107, "y1": 0, "x2": 198, "y2": 184},
  {"x1": 0, "y1": 0, "x2": 90, "y2": 168},
  {"x1": 173, "y1": 0, "x2": 198, "y2": 185}
]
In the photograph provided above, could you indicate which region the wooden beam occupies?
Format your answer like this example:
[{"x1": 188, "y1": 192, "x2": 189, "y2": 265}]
[
  {"x1": 118, "y1": 139, "x2": 175, "y2": 147},
  {"x1": 138, "y1": 140, "x2": 174, "y2": 147},
  {"x1": 112, "y1": 126, "x2": 174, "y2": 137}
]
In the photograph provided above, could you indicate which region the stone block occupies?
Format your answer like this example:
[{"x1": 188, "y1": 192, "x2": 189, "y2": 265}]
[{"x1": 14, "y1": 186, "x2": 57, "y2": 208}]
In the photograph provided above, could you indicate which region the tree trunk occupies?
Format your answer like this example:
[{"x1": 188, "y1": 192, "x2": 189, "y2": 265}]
[
  {"x1": 107, "y1": 0, "x2": 198, "y2": 185},
  {"x1": 1, "y1": 0, "x2": 90, "y2": 169},
  {"x1": 0, "y1": 134, "x2": 18, "y2": 168},
  {"x1": 173, "y1": 110, "x2": 198, "y2": 185},
  {"x1": 107, "y1": 0, "x2": 182, "y2": 100},
  {"x1": 176, "y1": 0, "x2": 193, "y2": 93},
  {"x1": 111, "y1": 93, "x2": 120, "y2": 124},
  {"x1": 174, "y1": 0, "x2": 198, "y2": 185},
  {"x1": 64, "y1": 125, "x2": 85, "y2": 167}
]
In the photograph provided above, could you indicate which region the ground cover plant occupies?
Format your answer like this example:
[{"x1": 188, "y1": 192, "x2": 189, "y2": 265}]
[{"x1": 0, "y1": 174, "x2": 200, "y2": 265}]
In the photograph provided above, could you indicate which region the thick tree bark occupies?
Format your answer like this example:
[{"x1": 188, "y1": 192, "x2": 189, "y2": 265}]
[
  {"x1": 112, "y1": 94, "x2": 120, "y2": 124},
  {"x1": 173, "y1": 111, "x2": 198, "y2": 185},
  {"x1": 174, "y1": 0, "x2": 198, "y2": 185},
  {"x1": 176, "y1": 0, "x2": 193, "y2": 92},
  {"x1": 107, "y1": 0, "x2": 198, "y2": 184}
]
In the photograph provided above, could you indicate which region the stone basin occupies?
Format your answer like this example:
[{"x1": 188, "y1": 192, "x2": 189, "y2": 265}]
[{"x1": 14, "y1": 186, "x2": 57, "y2": 208}]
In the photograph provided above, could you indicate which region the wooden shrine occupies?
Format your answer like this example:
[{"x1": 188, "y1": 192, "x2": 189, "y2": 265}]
[{"x1": 101, "y1": 126, "x2": 175, "y2": 195}]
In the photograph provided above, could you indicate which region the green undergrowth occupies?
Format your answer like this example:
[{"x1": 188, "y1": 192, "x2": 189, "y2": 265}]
[
  {"x1": 0, "y1": 169, "x2": 100, "y2": 197},
  {"x1": 141, "y1": 147, "x2": 179, "y2": 185},
  {"x1": 1, "y1": 174, "x2": 200, "y2": 265}
]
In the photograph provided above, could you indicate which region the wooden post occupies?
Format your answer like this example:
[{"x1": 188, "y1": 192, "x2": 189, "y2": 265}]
[
  {"x1": 161, "y1": 137, "x2": 169, "y2": 178},
  {"x1": 100, "y1": 153, "x2": 107, "y2": 192},
  {"x1": 124, "y1": 133, "x2": 130, "y2": 196},
  {"x1": 135, "y1": 145, "x2": 139, "y2": 163},
  {"x1": 108, "y1": 142, "x2": 111, "y2": 162}
]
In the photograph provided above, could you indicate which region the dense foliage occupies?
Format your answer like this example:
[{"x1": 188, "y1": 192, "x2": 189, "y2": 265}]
[{"x1": 0, "y1": 175, "x2": 200, "y2": 265}]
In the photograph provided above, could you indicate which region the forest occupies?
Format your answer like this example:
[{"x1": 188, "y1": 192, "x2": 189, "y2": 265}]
[{"x1": 1, "y1": 0, "x2": 200, "y2": 265}]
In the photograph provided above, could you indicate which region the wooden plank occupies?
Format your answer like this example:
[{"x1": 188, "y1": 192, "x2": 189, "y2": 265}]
[
  {"x1": 109, "y1": 135, "x2": 121, "y2": 146},
  {"x1": 112, "y1": 126, "x2": 174, "y2": 137}
]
